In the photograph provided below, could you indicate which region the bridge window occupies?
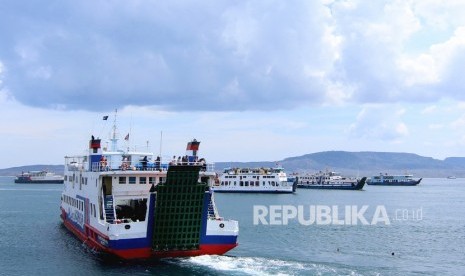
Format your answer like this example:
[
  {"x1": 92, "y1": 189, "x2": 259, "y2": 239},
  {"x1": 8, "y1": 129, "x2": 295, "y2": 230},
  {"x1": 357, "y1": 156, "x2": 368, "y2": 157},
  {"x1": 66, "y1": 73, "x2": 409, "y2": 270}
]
[
  {"x1": 140, "y1": 177, "x2": 147, "y2": 184},
  {"x1": 119, "y1": 177, "x2": 126, "y2": 184},
  {"x1": 129, "y1": 177, "x2": 136, "y2": 184}
]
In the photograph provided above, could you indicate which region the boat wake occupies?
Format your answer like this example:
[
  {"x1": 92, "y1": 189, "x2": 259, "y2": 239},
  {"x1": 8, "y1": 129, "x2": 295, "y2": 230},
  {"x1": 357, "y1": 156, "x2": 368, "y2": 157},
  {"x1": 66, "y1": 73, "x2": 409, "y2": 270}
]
[{"x1": 170, "y1": 255, "x2": 366, "y2": 276}]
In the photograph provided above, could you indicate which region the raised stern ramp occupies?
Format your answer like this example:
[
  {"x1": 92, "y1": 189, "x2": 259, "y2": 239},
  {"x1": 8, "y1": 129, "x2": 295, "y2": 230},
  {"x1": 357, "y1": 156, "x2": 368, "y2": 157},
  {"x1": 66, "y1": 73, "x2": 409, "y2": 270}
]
[{"x1": 151, "y1": 165, "x2": 207, "y2": 251}]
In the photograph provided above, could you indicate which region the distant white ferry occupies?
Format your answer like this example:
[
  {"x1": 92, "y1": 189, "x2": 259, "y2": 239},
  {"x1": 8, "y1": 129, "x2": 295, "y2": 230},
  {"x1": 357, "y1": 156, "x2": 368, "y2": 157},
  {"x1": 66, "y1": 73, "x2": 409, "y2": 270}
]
[
  {"x1": 212, "y1": 167, "x2": 296, "y2": 193},
  {"x1": 15, "y1": 171, "x2": 64, "y2": 184},
  {"x1": 367, "y1": 173, "x2": 422, "y2": 186}
]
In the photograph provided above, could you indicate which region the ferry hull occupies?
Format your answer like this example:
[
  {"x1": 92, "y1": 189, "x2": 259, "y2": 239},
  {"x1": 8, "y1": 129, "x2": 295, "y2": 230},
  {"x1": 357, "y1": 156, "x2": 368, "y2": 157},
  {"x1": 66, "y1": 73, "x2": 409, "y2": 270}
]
[
  {"x1": 297, "y1": 177, "x2": 367, "y2": 190},
  {"x1": 15, "y1": 179, "x2": 64, "y2": 184},
  {"x1": 61, "y1": 208, "x2": 238, "y2": 260},
  {"x1": 297, "y1": 185, "x2": 363, "y2": 190},
  {"x1": 212, "y1": 189, "x2": 294, "y2": 194},
  {"x1": 367, "y1": 180, "x2": 421, "y2": 186}
]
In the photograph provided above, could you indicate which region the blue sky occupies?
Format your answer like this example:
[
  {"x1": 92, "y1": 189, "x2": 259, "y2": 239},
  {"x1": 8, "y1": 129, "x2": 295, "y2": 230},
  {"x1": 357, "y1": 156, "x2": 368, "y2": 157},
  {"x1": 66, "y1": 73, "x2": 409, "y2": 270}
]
[{"x1": 1, "y1": 1, "x2": 465, "y2": 168}]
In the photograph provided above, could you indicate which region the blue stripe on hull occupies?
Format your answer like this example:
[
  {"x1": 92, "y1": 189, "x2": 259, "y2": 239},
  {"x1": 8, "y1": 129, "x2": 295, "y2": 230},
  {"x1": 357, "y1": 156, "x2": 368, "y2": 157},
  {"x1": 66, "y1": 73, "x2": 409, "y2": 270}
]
[
  {"x1": 107, "y1": 234, "x2": 237, "y2": 250},
  {"x1": 201, "y1": 235, "x2": 238, "y2": 244},
  {"x1": 108, "y1": 237, "x2": 150, "y2": 249}
]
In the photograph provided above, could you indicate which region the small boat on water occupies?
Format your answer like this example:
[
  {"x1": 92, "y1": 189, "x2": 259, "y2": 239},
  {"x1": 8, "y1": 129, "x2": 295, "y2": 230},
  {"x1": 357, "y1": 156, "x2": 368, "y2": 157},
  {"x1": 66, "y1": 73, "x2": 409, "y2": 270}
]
[
  {"x1": 447, "y1": 176, "x2": 457, "y2": 179},
  {"x1": 296, "y1": 170, "x2": 366, "y2": 190},
  {"x1": 60, "y1": 116, "x2": 238, "y2": 260},
  {"x1": 212, "y1": 167, "x2": 297, "y2": 193},
  {"x1": 367, "y1": 173, "x2": 422, "y2": 186},
  {"x1": 15, "y1": 171, "x2": 64, "y2": 184}
]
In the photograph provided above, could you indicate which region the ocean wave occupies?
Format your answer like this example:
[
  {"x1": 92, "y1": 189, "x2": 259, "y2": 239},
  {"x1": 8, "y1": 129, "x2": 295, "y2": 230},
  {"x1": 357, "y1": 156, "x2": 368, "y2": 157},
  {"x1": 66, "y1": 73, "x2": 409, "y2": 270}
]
[{"x1": 172, "y1": 255, "x2": 365, "y2": 276}]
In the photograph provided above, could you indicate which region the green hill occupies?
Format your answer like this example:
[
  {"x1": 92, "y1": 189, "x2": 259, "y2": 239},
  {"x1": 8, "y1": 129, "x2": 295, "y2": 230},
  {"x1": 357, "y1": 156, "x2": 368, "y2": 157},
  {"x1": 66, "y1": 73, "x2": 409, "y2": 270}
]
[
  {"x1": 215, "y1": 151, "x2": 465, "y2": 177},
  {"x1": 2, "y1": 152, "x2": 465, "y2": 177},
  {"x1": 0, "y1": 165, "x2": 64, "y2": 176}
]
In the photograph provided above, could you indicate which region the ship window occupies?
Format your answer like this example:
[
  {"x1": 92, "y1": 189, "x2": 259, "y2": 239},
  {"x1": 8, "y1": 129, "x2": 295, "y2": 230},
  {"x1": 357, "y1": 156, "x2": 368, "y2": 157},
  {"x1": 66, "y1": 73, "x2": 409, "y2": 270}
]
[
  {"x1": 149, "y1": 177, "x2": 155, "y2": 184},
  {"x1": 140, "y1": 177, "x2": 147, "y2": 184},
  {"x1": 119, "y1": 177, "x2": 126, "y2": 184},
  {"x1": 240, "y1": 181, "x2": 243, "y2": 186},
  {"x1": 245, "y1": 181, "x2": 249, "y2": 186},
  {"x1": 129, "y1": 177, "x2": 136, "y2": 184}
]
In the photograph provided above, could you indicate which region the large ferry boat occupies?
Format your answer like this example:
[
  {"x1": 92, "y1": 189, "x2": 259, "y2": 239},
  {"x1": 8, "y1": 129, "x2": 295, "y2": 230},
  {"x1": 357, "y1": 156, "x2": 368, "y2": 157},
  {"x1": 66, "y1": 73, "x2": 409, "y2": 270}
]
[
  {"x1": 212, "y1": 167, "x2": 296, "y2": 193},
  {"x1": 60, "y1": 124, "x2": 238, "y2": 259},
  {"x1": 367, "y1": 173, "x2": 422, "y2": 186},
  {"x1": 296, "y1": 170, "x2": 366, "y2": 190},
  {"x1": 15, "y1": 171, "x2": 64, "y2": 184}
]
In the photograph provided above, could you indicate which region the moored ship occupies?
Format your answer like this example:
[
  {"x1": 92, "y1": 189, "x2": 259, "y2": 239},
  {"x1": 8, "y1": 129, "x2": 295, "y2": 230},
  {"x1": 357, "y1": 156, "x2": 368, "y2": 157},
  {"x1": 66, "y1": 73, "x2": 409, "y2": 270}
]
[
  {"x1": 60, "y1": 123, "x2": 238, "y2": 259},
  {"x1": 15, "y1": 171, "x2": 64, "y2": 184},
  {"x1": 212, "y1": 167, "x2": 297, "y2": 193},
  {"x1": 296, "y1": 170, "x2": 366, "y2": 190},
  {"x1": 367, "y1": 173, "x2": 422, "y2": 186}
]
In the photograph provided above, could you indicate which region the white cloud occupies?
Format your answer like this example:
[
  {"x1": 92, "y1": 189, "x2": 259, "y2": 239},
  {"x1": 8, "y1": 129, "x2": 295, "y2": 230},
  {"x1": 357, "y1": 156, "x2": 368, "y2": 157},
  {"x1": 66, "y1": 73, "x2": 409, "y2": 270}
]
[
  {"x1": 0, "y1": 1, "x2": 465, "y2": 112},
  {"x1": 451, "y1": 114, "x2": 465, "y2": 128},
  {"x1": 421, "y1": 105, "x2": 437, "y2": 114},
  {"x1": 349, "y1": 105, "x2": 409, "y2": 142},
  {"x1": 428, "y1": 124, "x2": 443, "y2": 130}
]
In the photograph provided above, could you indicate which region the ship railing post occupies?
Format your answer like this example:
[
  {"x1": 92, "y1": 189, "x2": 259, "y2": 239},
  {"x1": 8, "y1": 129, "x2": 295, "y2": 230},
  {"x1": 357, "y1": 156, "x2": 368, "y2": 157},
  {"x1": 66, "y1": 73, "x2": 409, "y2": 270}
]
[{"x1": 100, "y1": 193, "x2": 105, "y2": 221}]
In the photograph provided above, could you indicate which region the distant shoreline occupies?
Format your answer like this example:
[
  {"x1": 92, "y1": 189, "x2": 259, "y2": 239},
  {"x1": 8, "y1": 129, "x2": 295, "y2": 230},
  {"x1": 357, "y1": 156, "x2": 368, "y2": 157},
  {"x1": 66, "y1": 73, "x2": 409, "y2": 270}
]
[{"x1": 2, "y1": 151, "x2": 465, "y2": 178}]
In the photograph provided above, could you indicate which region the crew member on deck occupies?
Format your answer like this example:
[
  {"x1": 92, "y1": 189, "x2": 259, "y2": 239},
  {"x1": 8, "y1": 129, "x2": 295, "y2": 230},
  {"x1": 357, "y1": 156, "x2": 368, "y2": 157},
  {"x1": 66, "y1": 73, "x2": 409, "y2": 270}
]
[
  {"x1": 141, "y1": 156, "x2": 148, "y2": 170},
  {"x1": 121, "y1": 157, "x2": 129, "y2": 170},
  {"x1": 155, "y1": 156, "x2": 161, "y2": 170},
  {"x1": 100, "y1": 156, "x2": 108, "y2": 171}
]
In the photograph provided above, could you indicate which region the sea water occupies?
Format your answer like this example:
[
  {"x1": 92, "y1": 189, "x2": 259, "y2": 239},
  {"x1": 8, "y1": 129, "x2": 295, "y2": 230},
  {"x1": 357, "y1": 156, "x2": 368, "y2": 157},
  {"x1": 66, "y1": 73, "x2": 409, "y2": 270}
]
[{"x1": 0, "y1": 177, "x2": 464, "y2": 275}]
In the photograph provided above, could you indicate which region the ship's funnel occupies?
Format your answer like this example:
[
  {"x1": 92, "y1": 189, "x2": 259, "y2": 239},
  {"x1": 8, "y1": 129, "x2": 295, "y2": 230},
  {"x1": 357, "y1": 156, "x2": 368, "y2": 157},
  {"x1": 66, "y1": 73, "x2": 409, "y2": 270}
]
[
  {"x1": 89, "y1": 136, "x2": 102, "y2": 171},
  {"x1": 90, "y1": 137, "x2": 101, "y2": 151},
  {"x1": 186, "y1": 139, "x2": 200, "y2": 162}
]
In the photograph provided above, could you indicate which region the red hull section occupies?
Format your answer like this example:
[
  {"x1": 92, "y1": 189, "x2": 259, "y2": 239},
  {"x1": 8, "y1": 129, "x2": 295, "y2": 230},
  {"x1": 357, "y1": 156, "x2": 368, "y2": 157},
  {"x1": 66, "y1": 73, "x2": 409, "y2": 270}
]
[
  {"x1": 61, "y1": 210, "x2": 238, "y2": 260},
  {"x1": 108, "y1": 244, "x2": 238, "y2": 259}
]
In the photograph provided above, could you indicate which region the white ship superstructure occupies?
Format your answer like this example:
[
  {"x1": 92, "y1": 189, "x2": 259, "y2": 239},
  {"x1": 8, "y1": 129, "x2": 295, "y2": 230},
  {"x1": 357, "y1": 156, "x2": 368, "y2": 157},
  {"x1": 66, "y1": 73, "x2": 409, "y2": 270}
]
[
  {"x1": 60, "y1": 124, "x2": 238, "y2": 259},
  {"x1": 212, "y1": 167, "x2": 296, "y2": 193}
]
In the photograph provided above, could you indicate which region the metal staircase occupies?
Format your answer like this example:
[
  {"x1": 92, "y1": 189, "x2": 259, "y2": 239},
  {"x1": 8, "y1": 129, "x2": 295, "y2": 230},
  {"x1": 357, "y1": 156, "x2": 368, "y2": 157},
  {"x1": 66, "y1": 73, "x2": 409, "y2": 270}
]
[{"x1": 104, "y1": 195, "x2": 115, "y2": 223}]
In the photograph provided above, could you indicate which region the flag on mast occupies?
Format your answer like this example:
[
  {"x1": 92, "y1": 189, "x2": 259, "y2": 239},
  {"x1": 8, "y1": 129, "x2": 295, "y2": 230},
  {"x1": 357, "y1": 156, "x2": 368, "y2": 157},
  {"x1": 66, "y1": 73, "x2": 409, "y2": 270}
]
[
  {"x1": 103, "y1": 115, "x2": 109, "y2": 120},
  {"x1": 124, "y1": 133, "x2": 129, "y2": 141}
]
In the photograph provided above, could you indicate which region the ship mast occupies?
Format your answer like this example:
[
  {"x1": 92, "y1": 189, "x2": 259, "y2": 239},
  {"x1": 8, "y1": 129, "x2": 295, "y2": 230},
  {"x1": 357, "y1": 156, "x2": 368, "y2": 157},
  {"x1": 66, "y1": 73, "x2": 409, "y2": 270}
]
[{"x1": 110, "y1": 109, "x2": 119, "y2": 152}]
